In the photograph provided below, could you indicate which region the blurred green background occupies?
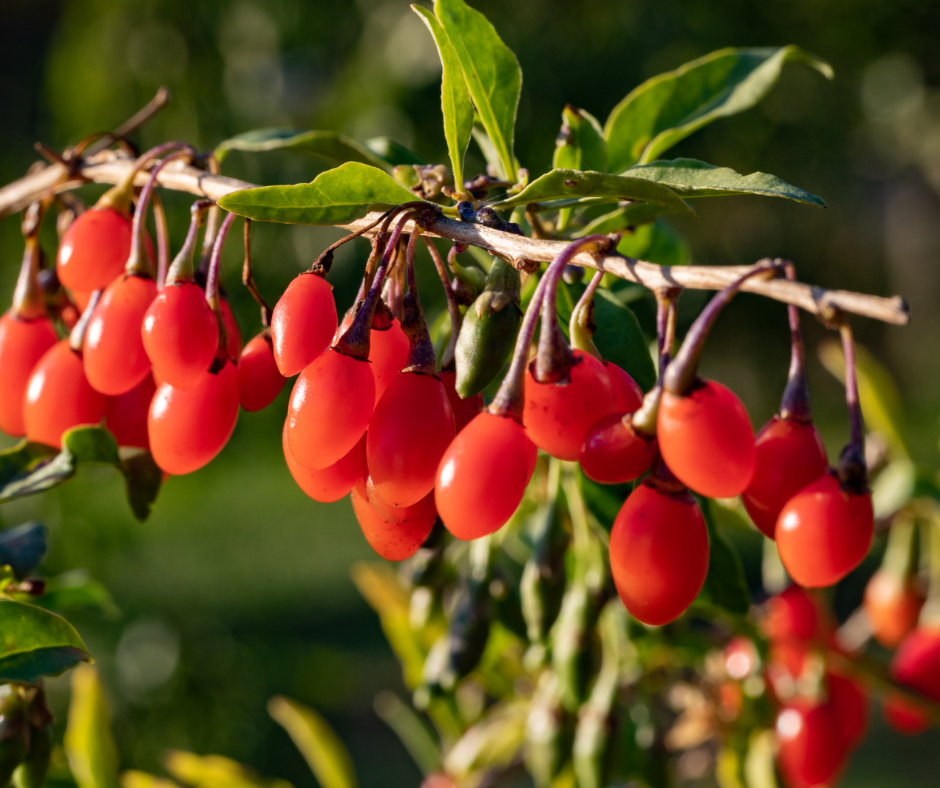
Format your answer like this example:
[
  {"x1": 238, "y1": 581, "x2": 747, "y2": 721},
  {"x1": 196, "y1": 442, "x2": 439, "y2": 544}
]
[{"x1": 1, "y1": 0, "x2": 939, "y2": 785}]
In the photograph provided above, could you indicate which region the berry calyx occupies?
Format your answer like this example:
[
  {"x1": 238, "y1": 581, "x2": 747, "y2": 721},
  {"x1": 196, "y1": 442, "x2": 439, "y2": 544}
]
[
  {"x1": 238, "y1": 331, "x2": 285, "y2": 411},
  {"x1": 270, "y1": 272, "x2": 338, "y2": 377},
  {"x1": 351, "y1": 481, "x2": 436, "y2": 561},
  {"x1": 283, "y1": 422, "x2": 364, "y2": 503}
]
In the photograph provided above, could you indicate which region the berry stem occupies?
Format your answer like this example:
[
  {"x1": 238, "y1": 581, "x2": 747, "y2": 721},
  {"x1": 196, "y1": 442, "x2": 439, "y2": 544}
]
[
  {"x1": 240, "y1": 218, "x2": 272, "y2": 326},
  {"x1": 97, "y1": 141, "x2": 194, "y2": 215},
  {"x1": 836, "y1": 317, "x2": 868, "y2": 492},
  {"x1": 424, "y1": 238, "x2": 463, "y2": 371},
  {"x1": 308, "y1": 206, "x2": 405, "y2": 279},
  {"x1": 206, "y1": 211, "x2": 238, "y2": 358},
  {"x1": 68, "y1": 289, "x2": 103, "y2": 352},
  {"x1": 631, "y1": 290, "x2": 680, "y2": 437},
  {"x1": 779, "y1": 261, "x2": 813, "y2": 422},
  {"x1": 12, "y1": 201, "x2": 49, "y2": 320},
  {"x1": 401, "y1": 228, "x2": 438, "y2": 376},
  {"x1": 165, "y1": 200, "x2": 212, "y2": 287},
  {"x1": 197, "y1": 154, "x2": 222, "y2": 283},
  {"x1": 568, "y1": 270, "x2": 603, "y2": 360},
  {"x1": 663, "y1": 261, "x2": 783, "y2": 396},
  {"x1": 151, "y1": 191, "x2": 170, "y2": 289}
]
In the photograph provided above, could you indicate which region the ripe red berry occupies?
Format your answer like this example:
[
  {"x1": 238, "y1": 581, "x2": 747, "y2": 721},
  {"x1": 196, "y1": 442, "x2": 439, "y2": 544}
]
[
  {"x1": 282, "y1": 422, "x2": 364, "y2": 503},
  {"x1": 864, "y1": 569, "x2": 924, "y2": 649},
  {"x1": 270, "y1": 272, "x2": 338, "y2": 376},
  {"x1": 609, "y1": 481, "x2": 709, "y2": 626},
  {"x1": 883, "y1": 626, "x2": 940, "y2": 735},
  {"x1": 367, "y1": 371, "x2": 455, "y2": 508},
  {"x1": 142, "y1": 282, "x2": 218, "y2": 389},
  {"x1": 439, "y1": 369, "x2": 483, "y2": 433},
  {"x1": 0, "y1": 311, "x2": 58, "y2": 436},
  {"x1": 369, "y1": 319, "x2": 410, "y2": 406},
  {"x1": 148, "y1": 359, "x2": 240, "y2": 475},
  {"x1": 24, "y1": 339, "x2": 107, "y2": 448},
  {"x1": 604, "y1": 361, "x2": 643, "y2": 412},
  {"x1": 83, "y1": 274, "x2": 157, "y2": 395},
  {"x1": 56, "y1": 208, "x2": 134, "y2": 292},
  {"x1": 238, "y1": 331, "x2": 285, "y2": 411},
  {"x1": 435, "y1": 412, "x2": 537, "y2": 540},
  {"x1": 351, "y1": 481, "x2": 436, "y2": 561},
  {"x1": 657, "y1": 379, "x2": 756, "y2": 498},
  {"x1": 743, "y1": 417, "x2": 827, "y2": 538},
  {"x1": 523, "y1": 349, "x2": 617, "y2": 461},
  {"x1": 776, "y1": 700, "x2": 849, "y2": 788},
  {"x1": 287, "y1": 349, "x2": 375, "y2": 470},
  {"x1": 579, "y1": 413, "x2": 655, "y2": 485},
  {"x1": 826, "y1": 669, "x2": 869, "y2": 749},
  {"x1": 106, "y1": 374, "x2": 156, "y2": 449},
  {"x1": 220, "y1": 299, "x2": 242, "y2": 358},
  {"x1": 762, "y1": 586, "x2": 826, "y2": 644},
  {"x1": 776, "y1": 473, "x2": 873, "y2": 588}
]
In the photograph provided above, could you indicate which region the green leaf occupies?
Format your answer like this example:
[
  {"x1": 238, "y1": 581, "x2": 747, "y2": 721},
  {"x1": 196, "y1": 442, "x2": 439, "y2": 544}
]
[
  {"x1": 122, "y1": 771, "x2": 183, "y2": 788},
  {"x1": 65, "y1": 666, "x2": 119, "y2": 788},
  {"x1": 699, "y1": 500, "x2": 750, "y2": 615},
  {"x1": 36, "y1": 570, "x2": 121, "y2": 620},
  {"x1": 163, "y1": 752, "x2": 292, "y2": 788},
  {"x1": 361, "y1": 138, "x2": 426, "y2": 167},
  {"x1": 489, "y1": 169, "x2": 692, "y2": 214},
  {"x1": 0, "y1": 521, "x2": 47, "y2": 580},
  {"x1": 622, "y1": 158, "x2": 826, "y2": 207},
  {"x1": 268, "y1": 697, "x2": 356, "y2": 788},
  {"x1": 121, "y1": 450, "x2": 163, "y2": 522},
  {"x1": 413, "y1": 5, "x2": 474, "y2": 189},
  {"x1": 553, "y1": 106, "x2": 607, "y2": 174},
  {"x1": 0, "y1": 599, "x2": 90, "y2": 683},
  {"x1": 592, "y1": 288, "x2": 657, "y2": 392},
  {"x1": 373, "y1": 692, "x2": 442, "y2": 776},
  {"x1": 218, "y1": 162, "x2": 422, "y2": 226},
  {"x1": 604, "y1": 46, "x2": 833, "y2": 171},
  {"x1": 575, "y1": 202, "x2": 676, "y2": 235},
  {"x1": 215, "y1": 129, "x2": 388, "y2": 168},
  {"x1": 617, "y1": 220, "x2": 690, "y2": 267},
  {"x1": 434, "y1": 0, "x2": 522, "y2": 180}
]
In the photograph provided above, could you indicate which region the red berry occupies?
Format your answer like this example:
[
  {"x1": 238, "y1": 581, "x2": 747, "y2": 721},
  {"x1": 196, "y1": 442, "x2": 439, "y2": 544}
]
[
  {"x1": 439, "y1": 369, "x2": 483, "y2": 433},
  {"x1": 776, "y1": 473, "x2": 873, "y2": 588},
  {"x1": 609, "y1": 481, "x2": 709, "y2": 626},
  {"x1": 220, "y1": 299, "x2": 242, "y2": 359},
  {"x1": 283, "y1": 421, "x2": 364, "y2": 503},
  {"x1": 864, "y1": 569, "x2": 924, "y2": 649},
  {"x1": 142, "y1": 282, "x2": 218, "y2": 389},
  {"x1": 523, "y1": 349, "x2": 617, "y2": 461},
  {"x1": 579, "y1": 413, "x2": 656, "y2": 485},
  {"x1": 658, "y1": 379, "x2": 756, "y2": 498},
  {"x1": 351, "y1": 481, "x2": 436, "y2": 561},
  {"x1": 364, "y1": 474, "x2": 412, "y2": 522},
  {"x1": 56, "y1": 208, "x2": 133, "y2": 292},
  {"x1": 435, "y1": 412, "x2": 537, "y2": 540},
  {"x1": 24, "y1": 339, "x2": 107, "y2": 448},
  {"x1": 369, "y1": 319, "x2": 410, "y2": 407},
  {"x1": 743, "y1": 417, "x2": 827, "y2": 538},
  {"x1": 287, "y1": 349, "x2": 375, "y2": 470},
  {"x1": 106, "y1": 374, "x2": 156, "y2": 449},
  {"x1": 270, "y1": 273, "x2": 338, "y2": 376},
  {"x1": 763, "y1": 586, "x2": 828, "y2": 644},
  {"x1": 604, "y1": 361, "x2": 643, "y2": 412},
  {"x1": 367, "y1": 372, "x2": 455, "y2": 508},
  {"x1": 826, "y1": 669, "x2": 869, "y2": 749},
  {"x1": 0, "y1": 311, "x2": 58, "y2": 436},
  {"x1": 148, "y1": 359, "x2": 240, "y2": 475},
  {"x1": 883, "y1": 626, "x2": 940, "y2": 735},
  {"x1": 83, "y1": 274, "x2": 157, "y2": 395},
  {"x1": 776, "y1": 700, "x2": 849, "y2": 788},
  {"x1": 238, "y1": 332, "x2": 285, "y2": 412}
]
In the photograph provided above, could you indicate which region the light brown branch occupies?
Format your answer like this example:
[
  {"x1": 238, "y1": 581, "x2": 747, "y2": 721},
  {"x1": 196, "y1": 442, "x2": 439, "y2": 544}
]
[{"x1": 0, "y1": 152, "x2": 910, "y2": 326}]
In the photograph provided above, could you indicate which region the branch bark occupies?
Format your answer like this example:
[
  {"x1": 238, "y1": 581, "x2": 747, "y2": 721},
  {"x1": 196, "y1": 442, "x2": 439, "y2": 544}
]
[{"x1": 0, "y1": 151, "x2": 910, "y2": 326}]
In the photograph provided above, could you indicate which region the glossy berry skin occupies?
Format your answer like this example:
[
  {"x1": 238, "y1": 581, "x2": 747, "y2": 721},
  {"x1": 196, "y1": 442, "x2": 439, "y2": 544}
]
[
  {"x1": 883, "y1": 627, "x2": 940, "y2": 735},
  {"x1": 220, "y1": 299, "x2": 242, "y2": 359},
  {"x1": 436, "y1": 412, "x2": 537, "y2": 540},
  {"x1": 287, "y1": 349, "x2": 375, "y2": 470},
  {"x1": 776, "y1": 474, "x2": 874, "y2": 588},
  {"x1": 864, "y1": 569, "x2": 924, "y2": 648},
  {"x1": 0, "y1": 312, "x2": 58, "y2": 436},
  {"x1": 523, "y1": 350, "x2": 617, "y2": 461},
  {"x1": 283, "y1": 422, "x2": 364, "y2": 503},
  {"x1": 148, "y1": 359, "x2": 239, "y2": 475},
  {"x1": 369, "y1": 320, "x2": 410, "y2": 406},
  {"x1": 776, "y1": 700, "x2": 849, "y2": 788},
  {"x1": 743, "y1": 417, "x2": 828, "y2": 538},
  {"x1": 56, "y1": 208, "x2": 133, "y2": 292},
  {"x1": 270, "y1": 273, "x2": 338, "y2": 376},
  {"x1": 367, "y1": 372, "x2": 455, "y2": 508},
  {"x1": 609, "y1": 481, "x2": 709, "y2": 626},
  {"x1": 658, "y1": 380, "x2": 756, "y2": 498},
  {"x1": 439, "y1": 369, "x2": 483, "y2": 433},
  {"x1": 106, "y1": 374, "x2": 156, "y2": 449},
  {"x1": 580, "y1": 413, "x2": 655, "y2": 485},
  {"x1": 605, "y1": 361, "x2": 643, "y2": 412},
  {"x1": 83, "y1": 274, "x2": 157, "y2": 395},
  {"x1": 238, "y1": 332, "x2": 285, "y2": 412},
  {"x1": 351, "y1": 481, "x2": 436, "y2": 561},
  {"x1": 365, "y1": 475, "x2": 411, "y2": 522},
  {"x1": 24, "y1": 340, "x2": 107, "y2": 448},
  {"x1": 142, "y1": 282, "x2": 218, "y2": 389}
]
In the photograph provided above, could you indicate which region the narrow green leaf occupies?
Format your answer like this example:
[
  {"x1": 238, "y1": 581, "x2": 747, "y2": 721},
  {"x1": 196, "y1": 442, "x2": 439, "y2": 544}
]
[
  {"x1": 215, "y1": 129, "x2": 388, "y2": 169},
  {"x1": 413, "y1": 5, "x2": 474, "y2": 189},
  {"x1": 434, "y1": 0, "x2": 521, "y2": 180},
  {"x1": 218, "y1": 162, "x2": 422, "y2": 226},
  {"x1": 0, "y1": 599, "x2": 89, "y2": 683},
  {"x1": 122, "y1": 771, "x2": 183, "y2": 788},
  {"x1": 164, "y1": 752, "x2": 292, "y2": 788},
  {"x1": 553, "y1": 106, "x2": 607, "y2": 174},
  {"x1": 575, "y1": 202, "x2": 677, "y2": 235},
  {"x1": 617, "y1": 220, "x2": 690, "y2": 267},
  {"x1": 605, "y1": 46, "x2": 833, "y2": 171},
  {"x1": 699, "y1": 500, "x2": 751, "y2": 616},
  {"x1": 489, "y1": 169, "x2": 692, "y2": 214},
  {"x1": 623, "y1": 158, "x2": 826, "y2": 206},
  {"x1": 65, "y1": 665, "x2": 120, "y2": 788},
  {"x1": 268, "y1": 697, "x2": 356, "y2": 788},
  {"x1": 592, "y1": 288, "x2": 657, "y2": 391},
  {"x1": 0, "y1": 521, "x2": 47, "y2": 580},
  {"x1": 373, "y1": 691, "x2": 442, "y2": 776}
]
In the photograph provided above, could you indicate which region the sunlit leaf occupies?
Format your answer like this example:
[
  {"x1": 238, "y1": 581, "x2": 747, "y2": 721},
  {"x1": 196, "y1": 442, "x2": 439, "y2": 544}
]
[
  {"x1": 443, "y1": 700, "x2": 528, "y2": 780},
  {"x1": 0, "y1": 599, "x2": 90, "y2": 684},
  {"x1": 373, "y1": 691, "x2": 442, "y2": 775},
  {"x1": 65, "y1": 665, "x2": 120, "y2": 788},
  {"x1": 268, "y1": 697, "x2": 356, "y2": 788},
  {"x1": 215, "y1": 129, "x2": 389, "y2": 167},
  {"x1": 122, "y1": 771, "x2": 183, "y2": 788},
  {"x1": 163, "y1": 751, "x2": 292, "y2": 788},
  {"x1": 218, "y1": 162, "x2": 423, "y2": 225},
  {"x1": 605, "y1": 46, "x2": 833, "y2": 171},
  {"x1": 553, "y1": 107, "x2": 607, "y2": 174}
]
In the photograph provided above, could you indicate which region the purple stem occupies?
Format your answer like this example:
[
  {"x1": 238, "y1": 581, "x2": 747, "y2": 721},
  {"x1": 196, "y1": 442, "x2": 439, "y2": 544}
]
[{"x1": 779, "y1": 261, "x2": 812, "y2": 422}]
